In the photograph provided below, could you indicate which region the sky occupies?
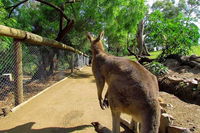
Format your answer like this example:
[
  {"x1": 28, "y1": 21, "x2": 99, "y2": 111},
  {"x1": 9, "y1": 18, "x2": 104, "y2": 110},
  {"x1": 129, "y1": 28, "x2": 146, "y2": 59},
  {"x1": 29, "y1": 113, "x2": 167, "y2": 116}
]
[
  {"x1": 146, "y1": 0, "x2": 200, "y2": 28},
  {"x1": 146, "y1": 0, "x2": 179, "y2": 6}
]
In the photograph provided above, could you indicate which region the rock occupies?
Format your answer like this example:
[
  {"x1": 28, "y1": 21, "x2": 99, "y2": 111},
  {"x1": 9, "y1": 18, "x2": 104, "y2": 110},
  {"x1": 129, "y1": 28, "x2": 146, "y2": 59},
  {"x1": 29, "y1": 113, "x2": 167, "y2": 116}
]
[
  {"x1": 164, "y1": 59, "x2": 180, "y2": 68},
  {"x1": 167, "y1": 125, "x2": 191, "y2": 133},
  {"x1": 183, "y1": 79, "x2": 198, "y2": 85},
  {"x1": 190, "y1": 61, "x2": 200, "y2": 68},
  {"x1": 180, "y1": 56, "x2": 190, "y2": 62},
  {"x1": 189, "y1": 55, "x2": 200, "y2": 63},
  {"x1": 1, "y1": 107, "x2": 11, "y2": 116},
  {"x1": 197, "y1": 82, "x2": 200, "y2": 90},
  {"x1": 159, "y1": 113, "x2": 174, "y2": 133}
]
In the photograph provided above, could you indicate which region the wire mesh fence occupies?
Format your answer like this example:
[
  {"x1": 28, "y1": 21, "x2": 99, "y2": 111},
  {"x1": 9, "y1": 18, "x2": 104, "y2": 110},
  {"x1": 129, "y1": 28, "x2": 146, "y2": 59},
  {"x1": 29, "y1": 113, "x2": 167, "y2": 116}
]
[
  {"x1": 0, "y1": 39, "x2": 89, "y2": 114},
  {"x1": 0, "y1": 44, "x2": 15, "y2": 110}
]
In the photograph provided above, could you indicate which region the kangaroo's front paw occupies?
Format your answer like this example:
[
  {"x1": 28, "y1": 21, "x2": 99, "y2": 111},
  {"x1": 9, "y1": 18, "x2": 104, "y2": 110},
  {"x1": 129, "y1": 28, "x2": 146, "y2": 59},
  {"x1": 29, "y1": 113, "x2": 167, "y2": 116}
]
[
  {"x1": 99, "y1": 99, "x2": 106, "y2": 110},
  {"x1": 103, "y1": 98, "x2": 109, "y2": 108}
]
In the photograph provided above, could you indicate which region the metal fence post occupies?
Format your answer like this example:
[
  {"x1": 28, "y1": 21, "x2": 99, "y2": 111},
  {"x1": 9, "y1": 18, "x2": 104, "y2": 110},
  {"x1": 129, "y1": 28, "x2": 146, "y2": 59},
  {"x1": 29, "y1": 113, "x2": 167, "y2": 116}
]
[
  {"x1": 83, "y1": 56, "x2": 85, "y2": 66},
  {"x1": 71, "y1": 53, "x2": 74, "y2": 73},
  {"x1": 86, "y1": 56, "x2": 89, "y2": 65},
  {"x1": 13, "y1": 39, "x2": 23, "y2": 106},
  {"x1": 77, "y1": 54, "x2": 80, "y2": 68},
  {"x1": 81, "y1": 54, "x2": 83, "y2": 67}
]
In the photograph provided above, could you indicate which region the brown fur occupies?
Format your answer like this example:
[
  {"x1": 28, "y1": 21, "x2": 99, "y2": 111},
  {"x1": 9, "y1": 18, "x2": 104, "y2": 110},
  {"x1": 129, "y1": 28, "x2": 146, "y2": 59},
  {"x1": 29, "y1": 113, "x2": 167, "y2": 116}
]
[{"x1": 87, "y1": 32, "x2": 161, "y2": 133}]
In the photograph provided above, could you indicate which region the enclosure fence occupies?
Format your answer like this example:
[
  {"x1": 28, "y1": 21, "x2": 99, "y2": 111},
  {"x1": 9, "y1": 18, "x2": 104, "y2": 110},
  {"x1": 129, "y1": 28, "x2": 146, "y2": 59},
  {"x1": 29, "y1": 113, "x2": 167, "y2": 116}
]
[{"x1": 0, "y1": 25, "x2": 89, "y2": 112}]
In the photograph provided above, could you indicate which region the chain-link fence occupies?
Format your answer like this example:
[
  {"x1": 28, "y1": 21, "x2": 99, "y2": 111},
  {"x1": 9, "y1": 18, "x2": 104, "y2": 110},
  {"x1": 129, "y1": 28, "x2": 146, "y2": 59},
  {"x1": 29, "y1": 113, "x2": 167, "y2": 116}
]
[
  {"x1": 0, "y1": 39, "x2": 89, "y2": 114},
  {"x1": 0, "y1": 44, "x2": 15, "y2": 111}
]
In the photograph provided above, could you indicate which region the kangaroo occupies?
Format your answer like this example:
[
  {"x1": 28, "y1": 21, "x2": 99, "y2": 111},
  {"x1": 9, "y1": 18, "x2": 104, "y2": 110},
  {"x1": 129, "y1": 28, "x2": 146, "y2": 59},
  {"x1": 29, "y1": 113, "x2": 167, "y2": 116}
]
[{"x1": 87, "y1": 31, "x2": 161, "y2": 133}]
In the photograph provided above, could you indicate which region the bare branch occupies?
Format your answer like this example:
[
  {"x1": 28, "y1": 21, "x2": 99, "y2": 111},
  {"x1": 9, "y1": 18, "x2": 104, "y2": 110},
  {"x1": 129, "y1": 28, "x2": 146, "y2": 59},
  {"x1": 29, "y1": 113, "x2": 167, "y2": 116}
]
[
  {"x1": 59, "y1": 4, "x2": 65, "y2": 32},
  {"x1": 36, "y1": 0, "x2": 70, "y2": 21},
  {"x1": 6, "y1": 0, "x2": 28, "y2": 18},
  {"x1": 127, "y1": 48, "x2": 140, "y2": 60},
  {"x1": 56, "y1": 20, "x2": 74, "y2": 41}
]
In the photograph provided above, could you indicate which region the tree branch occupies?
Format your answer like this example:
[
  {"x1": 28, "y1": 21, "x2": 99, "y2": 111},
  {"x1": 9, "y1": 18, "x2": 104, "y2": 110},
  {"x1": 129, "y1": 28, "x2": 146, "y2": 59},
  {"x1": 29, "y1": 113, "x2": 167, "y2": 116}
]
[
  {"x1": 127, "y1": 48, "x2": 140, "y2": 60},
  {"x1": 36, "y1": 0, "x2": 70, "y2": 22},
  {"x1": 6, "y1": 0, "x2": 28, "y2": 18},
  {"x1": 56, "y1": 20, "x2": 74, "y2": 41},
  {"x1": 59, "y1": 4, "x2": 65, "y2": 32}
]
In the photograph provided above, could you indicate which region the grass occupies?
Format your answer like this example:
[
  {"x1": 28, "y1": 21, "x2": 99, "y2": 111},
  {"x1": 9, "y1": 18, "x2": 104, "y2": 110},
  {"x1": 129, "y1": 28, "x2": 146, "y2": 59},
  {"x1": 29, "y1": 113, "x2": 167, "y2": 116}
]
[
  {"x1": 189, "y1": 45, "x2": 200, "y2": 56},
  {"x1": 126, "y1": 50, "x2": 162, "y2": 61},
  {"x1": 126, "y1": 45, "x2": 200, "y2": 61}
]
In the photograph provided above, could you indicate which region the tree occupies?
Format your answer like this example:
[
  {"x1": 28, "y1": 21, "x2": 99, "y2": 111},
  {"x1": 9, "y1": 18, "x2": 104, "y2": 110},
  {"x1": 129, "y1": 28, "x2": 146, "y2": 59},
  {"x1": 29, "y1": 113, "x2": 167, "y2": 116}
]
[
  {"x1": 146, "y1": 10, "x2": 199, "y2": 57},
  {"x1": 136, "y1": 19, "x2": 150, "y2": 56},
  {"x1": 145, "y1": 0, "x2": 199, "y2": 58},
  {"x1": 3, "y1": 0, "x2": 78, "y2": 80},
  {"x1": 0, "y1": 1, "x2": 18, "y2": 74},
  {"x1": 1, "y1": 0, "x2": 147, "y2": 79},
  {"x1": 78, "y1": 0, "x2": 147, "y2": 56}
]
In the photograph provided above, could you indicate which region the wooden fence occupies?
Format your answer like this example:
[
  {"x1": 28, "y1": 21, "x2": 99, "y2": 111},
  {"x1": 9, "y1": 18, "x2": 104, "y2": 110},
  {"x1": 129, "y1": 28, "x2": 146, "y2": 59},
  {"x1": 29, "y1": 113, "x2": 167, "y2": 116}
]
[{"x1": 0, "y1": 25, "x2": 89, "y2": 106}]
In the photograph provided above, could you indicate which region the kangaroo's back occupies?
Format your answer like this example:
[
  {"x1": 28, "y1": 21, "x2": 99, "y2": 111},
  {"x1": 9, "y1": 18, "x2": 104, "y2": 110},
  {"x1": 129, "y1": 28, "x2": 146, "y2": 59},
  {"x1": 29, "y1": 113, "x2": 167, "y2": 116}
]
[{"x1": 87, "y1": 31, "x2": 160, "y2": 133}]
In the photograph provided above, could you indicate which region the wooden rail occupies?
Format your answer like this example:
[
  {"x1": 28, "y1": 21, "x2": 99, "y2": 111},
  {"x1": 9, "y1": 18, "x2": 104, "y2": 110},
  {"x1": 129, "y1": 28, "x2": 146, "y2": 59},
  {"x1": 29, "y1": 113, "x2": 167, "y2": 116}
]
[
  {"x1": 0, "y1": 25, "x2": 88, "y2": 56},
  {"x1": 0, "y1": 25, "x2": 89, "y2": 105}
]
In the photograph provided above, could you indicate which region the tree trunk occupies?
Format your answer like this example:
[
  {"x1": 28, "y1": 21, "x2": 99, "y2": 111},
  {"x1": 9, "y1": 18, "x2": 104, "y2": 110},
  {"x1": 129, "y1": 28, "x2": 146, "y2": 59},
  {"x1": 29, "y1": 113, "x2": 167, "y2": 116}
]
[
  {"x1": 136, "y1": 20, "x2": 150, "y2": 56},
  {"x1": 48, "y1": 4, "x2": 74, "y2": 76},
  {"x1": 32, "y1": 48, "x2": 49, "y2": 80}
]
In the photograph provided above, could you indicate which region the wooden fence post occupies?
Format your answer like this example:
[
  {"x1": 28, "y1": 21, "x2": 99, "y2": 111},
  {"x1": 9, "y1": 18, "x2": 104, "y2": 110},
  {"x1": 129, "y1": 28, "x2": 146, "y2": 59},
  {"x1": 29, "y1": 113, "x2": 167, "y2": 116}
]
[
  {"x1": 71, "y1": 53, "x2": 74, "y2": 73},
  {"x1": 13, "y1": 39, "x2": 23, "y2": 106}
]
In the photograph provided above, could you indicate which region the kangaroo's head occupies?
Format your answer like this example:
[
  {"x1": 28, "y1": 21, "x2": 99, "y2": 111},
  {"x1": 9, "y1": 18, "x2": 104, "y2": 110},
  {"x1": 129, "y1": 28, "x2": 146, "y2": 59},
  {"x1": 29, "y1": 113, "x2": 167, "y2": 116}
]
[{"x1": 87, "y1": 31, "x2": 104, "y2": 54}]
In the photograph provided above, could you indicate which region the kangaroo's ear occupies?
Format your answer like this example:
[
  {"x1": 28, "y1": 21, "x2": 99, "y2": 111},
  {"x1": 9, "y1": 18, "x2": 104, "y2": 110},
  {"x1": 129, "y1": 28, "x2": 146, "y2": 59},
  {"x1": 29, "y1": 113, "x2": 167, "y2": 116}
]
[
  {"x1": 87, "y1": 32, "x2": 94, "y2": 42},
  {"x1": 97, "y1": 31, "x2": 104, "y2": 41}
]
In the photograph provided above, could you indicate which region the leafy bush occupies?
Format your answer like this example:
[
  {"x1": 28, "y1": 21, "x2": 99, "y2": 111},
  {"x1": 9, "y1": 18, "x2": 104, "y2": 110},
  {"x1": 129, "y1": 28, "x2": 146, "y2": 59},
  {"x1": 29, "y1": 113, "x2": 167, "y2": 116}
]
[
  {"x1": 146, "y1": 10, "x2": 199, "y2": 58},
  {"x1": 145, "y1": 61, "x2": 168, "y2": 76}
]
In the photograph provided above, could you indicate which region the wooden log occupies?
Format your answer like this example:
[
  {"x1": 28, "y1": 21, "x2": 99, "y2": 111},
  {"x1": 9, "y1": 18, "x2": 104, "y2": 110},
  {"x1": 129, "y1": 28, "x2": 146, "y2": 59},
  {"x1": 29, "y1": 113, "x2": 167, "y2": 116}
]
[
  {"x1": 165, "y1": 54, "x2": 200, "y2": 68},
  {"x1": 167, "y1": 125, "x2": 191, "y2": 133},
  {"x1": 13, "y1": 39, "x2": 23, "y2": 105},
  {"x1": 0, "y1": 25, "x2": 26, "y2": 39},
  {"x1": 0, "y1": 25, "x2": 88, "y2": 57},
  {"x1": 158, "y1": 76, "x2": 200, "y2": 105}
]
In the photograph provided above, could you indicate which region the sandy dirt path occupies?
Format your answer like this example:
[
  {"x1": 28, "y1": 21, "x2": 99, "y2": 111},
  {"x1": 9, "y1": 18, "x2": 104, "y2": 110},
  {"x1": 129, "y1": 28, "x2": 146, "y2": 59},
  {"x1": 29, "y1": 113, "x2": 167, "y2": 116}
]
[
  {"x1": 0, "y1": 66, "x2": 200, "y2": 133},
  {"x1": 0, "y1": 67, "x2": 112, "y2": 133}
]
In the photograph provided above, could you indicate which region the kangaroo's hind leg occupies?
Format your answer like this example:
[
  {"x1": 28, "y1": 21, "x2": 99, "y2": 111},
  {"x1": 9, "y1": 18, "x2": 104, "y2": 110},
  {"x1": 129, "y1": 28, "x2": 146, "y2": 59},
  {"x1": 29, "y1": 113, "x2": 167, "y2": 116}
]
[
  {"x1": 130, "y1": 119, "x2": 140, "y2": 133},
  {"x1": 111, "y1": 110, "x2": 121, "y2": 133}
]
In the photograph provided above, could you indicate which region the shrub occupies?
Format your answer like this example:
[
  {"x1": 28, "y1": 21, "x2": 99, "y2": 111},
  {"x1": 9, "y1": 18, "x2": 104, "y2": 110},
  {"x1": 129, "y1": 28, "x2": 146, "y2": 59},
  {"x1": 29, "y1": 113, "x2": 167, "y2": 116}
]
[{"x1": 145, "y1": 61, "x2": 168, "y2": 76}]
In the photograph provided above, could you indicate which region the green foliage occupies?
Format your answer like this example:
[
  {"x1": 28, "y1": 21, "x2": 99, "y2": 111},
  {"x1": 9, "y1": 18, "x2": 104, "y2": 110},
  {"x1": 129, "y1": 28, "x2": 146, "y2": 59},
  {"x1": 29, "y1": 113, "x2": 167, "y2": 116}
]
[
  {"x1": 146, "y1": 10, "x2": 199, "y2": 57},
  {"x1": 145, "y1": 61, "x2": 168, "y2": 76},
  {"x1": 0, "y1": 1, "x2": 19, "y2": 75},
  {"x1": 127, "y1": 45, "x2": 200, "y2": 61},
  {"x1": 149, "y1": 50, "x2": 162, "y2": 59},
  {"x1": 145, "y1": 0, "x2": 200, "y2": 58},
  {"x1": 0, "y1": 1, "x2": 18, "y2": 51},
  {"x1": 22, "y1": 46, "x2": 39, "y2": 75},
  {"x1": 73, "y1": 0, "x2": 147, "y2": 55},
  {"x1": 0, "y1": 0, "x2": 147, "y2": 55}
]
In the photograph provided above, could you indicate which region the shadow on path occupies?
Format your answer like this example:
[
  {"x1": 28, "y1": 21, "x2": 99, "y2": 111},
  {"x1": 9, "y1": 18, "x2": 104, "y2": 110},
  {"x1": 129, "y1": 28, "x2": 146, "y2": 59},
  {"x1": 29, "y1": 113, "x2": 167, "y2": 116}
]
[
  {"x1": 91, "y1": 122, "x2": 134, "y2": 133},
  {"x1": 70, "y1": 71, "x2": 93, "y2": 79},
  {"x1": 0, "y1": 122, "x2": 92, "y2": 133}
]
